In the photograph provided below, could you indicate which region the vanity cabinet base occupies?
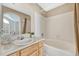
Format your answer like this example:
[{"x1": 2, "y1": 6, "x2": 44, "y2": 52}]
[{"x1": 8, "y1": 41, "x2": 43, "y2": 56}]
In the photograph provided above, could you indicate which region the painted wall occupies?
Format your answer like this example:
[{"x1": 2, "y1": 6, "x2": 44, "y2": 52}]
[
  {"x1": 45, "y1": 12, "x2": 76, "y2": 44},
  {"x1": 34, "y1": 12, "x2": 46, "y2": 37}
]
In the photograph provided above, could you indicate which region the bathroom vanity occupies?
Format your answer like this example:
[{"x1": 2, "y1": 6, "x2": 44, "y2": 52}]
[
  {"x1": 0, "y1": 5, "x2": 44, "y2": 56},
  {"x1": 9, "y1": 40, "x2": 43, "y2": 56},
  {"x1": 0, "y1": 38, "x2": 44, "y2": 56}
]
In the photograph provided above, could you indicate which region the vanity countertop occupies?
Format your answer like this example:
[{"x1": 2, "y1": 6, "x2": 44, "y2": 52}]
[{"x1": 0, "y1": 38, "x2": 44, "y2": 56}]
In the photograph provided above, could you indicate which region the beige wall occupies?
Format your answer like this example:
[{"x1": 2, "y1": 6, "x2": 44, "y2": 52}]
[
  {"x1": 45, "y1": 11, "x2": 75, "y2": 43},
  {"x1": 34, "y1": 12, "x2": 46, "y2": 37},
  {"x1": 45, "y1": 4, "x2": 76, "y2": 44}
]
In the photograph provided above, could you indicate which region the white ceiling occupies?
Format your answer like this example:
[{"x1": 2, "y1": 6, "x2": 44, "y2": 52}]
[{"x1": 37, "y1": 3, "x2": 64, "y2": 11}]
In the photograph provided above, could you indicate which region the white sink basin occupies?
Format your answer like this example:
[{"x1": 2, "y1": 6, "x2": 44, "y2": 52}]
[{"x1": 13, "y1": 38, "x2": 32, "y2": 45}]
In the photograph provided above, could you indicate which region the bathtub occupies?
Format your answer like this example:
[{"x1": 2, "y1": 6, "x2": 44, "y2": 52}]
[{"x1": 43, "y1": 39, "x2": 75, "y2": 56}]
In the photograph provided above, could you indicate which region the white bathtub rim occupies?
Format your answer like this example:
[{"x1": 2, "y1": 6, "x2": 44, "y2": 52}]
[
  {"x1": 44, "y1": 44, "x2": 75, "y2": 56},
  {"x1": 45, "y1": 39, "x2": 75, "y2": 53}
]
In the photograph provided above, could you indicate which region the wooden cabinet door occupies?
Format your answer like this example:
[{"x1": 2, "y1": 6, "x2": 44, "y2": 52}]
[
  {"x1": 21, "y1": 43, "x2": 38, "y2": 56},
  {"x1": 38, "y1": 47, "x2": 43, "y2": 56},
  {"x1": 38, "y1": 41, "x2": 43, "y2": 56},
  {"x1": 30, "y1": 50, "x2": 38, "y2": 56}
]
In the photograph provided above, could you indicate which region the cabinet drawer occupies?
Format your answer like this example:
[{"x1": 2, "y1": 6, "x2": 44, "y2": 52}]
[{"x1": 21, "y1": 43, "x2": 39, "y2": 56}]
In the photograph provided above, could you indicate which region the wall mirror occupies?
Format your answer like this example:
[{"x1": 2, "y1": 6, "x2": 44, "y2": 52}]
[{"x1": 1, "y1": 6, "x2": 31, "y2": 35}]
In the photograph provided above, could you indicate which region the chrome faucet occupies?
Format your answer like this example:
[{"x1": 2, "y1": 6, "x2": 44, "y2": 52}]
[{"x1": 29, "y1": 32, "x2": 34, "y2": 38}]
